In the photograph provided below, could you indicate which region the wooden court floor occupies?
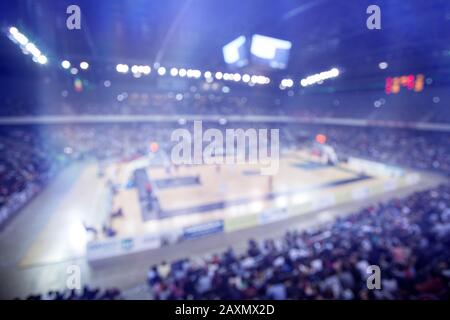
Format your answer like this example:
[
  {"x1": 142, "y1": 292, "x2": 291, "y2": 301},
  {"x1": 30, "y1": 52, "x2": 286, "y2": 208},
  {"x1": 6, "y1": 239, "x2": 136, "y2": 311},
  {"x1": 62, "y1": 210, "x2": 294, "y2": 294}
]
[
  {"x1": 0, "y1": 153, "x2": 444, "y2": 299},
  {"x1": 105, "y1": 150, "x2": 385, "y2": 240},
  {"x1": 14, "y1": 150, "x2": 406, "y2": 269}
]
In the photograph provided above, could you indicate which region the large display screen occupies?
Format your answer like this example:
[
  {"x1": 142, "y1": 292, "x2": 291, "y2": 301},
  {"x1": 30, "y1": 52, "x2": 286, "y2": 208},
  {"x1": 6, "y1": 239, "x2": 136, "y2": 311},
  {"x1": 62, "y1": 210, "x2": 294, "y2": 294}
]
[{"x1": 250, "y1": 34, "x2": 292, "y2": 69}]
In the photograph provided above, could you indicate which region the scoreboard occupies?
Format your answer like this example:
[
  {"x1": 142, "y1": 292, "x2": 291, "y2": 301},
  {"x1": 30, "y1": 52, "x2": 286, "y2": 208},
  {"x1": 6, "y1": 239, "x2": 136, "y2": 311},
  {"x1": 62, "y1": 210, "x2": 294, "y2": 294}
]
[{"x1": 385, "y1": 74, "x2": 424, "y2": 94}]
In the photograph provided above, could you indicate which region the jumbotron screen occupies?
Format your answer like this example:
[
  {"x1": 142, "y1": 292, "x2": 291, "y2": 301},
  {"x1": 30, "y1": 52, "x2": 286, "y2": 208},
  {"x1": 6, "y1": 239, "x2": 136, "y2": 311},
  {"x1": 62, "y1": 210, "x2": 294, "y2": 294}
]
[
  {"x1": 222, "y1": 36, "x2": 248, "y2": 68},
  {"x1": 250, "y1": 34, "x2": 292, "y2": 69}
]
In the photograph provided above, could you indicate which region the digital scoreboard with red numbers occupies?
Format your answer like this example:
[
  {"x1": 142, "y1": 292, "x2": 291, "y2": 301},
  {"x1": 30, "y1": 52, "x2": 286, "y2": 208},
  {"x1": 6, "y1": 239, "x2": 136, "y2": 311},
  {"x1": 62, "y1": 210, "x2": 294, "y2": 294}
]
[{"x1": 385, "y1": 74, "x2": 424, "y2": 94}]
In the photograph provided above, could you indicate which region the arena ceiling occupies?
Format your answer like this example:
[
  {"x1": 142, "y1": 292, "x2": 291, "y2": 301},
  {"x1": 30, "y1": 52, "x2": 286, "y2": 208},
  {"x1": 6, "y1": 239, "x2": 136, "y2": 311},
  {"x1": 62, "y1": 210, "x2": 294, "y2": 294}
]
[{"x1": 1, "y1": 0, "x2": 450, "y2": 82}]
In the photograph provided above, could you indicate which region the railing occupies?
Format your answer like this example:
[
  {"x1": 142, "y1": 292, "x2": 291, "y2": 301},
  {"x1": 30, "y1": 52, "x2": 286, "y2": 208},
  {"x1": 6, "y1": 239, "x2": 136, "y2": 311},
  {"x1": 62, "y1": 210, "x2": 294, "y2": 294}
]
[{"x1": 0, "y1": 114, "x2": 449, "y2": 132}]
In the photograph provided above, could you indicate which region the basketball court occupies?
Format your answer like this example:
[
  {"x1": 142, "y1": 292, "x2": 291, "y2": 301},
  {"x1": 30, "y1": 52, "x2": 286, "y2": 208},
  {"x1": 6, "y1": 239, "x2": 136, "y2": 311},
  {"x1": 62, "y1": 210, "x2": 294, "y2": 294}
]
[
  {"x1": 16, "y1": 148, "x2": 424, "y2": 267},
  {"x1": 1, "y1": 146, "x2": 445, "y2": 299}
]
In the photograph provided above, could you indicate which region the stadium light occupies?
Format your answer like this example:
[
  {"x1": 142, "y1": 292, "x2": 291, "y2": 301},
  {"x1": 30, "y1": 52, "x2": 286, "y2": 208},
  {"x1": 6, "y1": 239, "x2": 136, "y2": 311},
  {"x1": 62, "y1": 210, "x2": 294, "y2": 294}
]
[
  {"x1": 242, "y1": 74, "x2": 250, "y2": 83},
  {"x1": 170, "y1": 67, "x2": 178, "y2": 76},
  {"x1": 131, "y1": 65, "x2": 140, "y2": 74},
  {"x1": 192, "y1": 69, "x2": 201, "y2": 79},
  {"x1": 9, "y1": 26, "x2": 18, "y2": 35},
  {"x1": 300, "y1": 67, "x2": 340, "y2": 87},
  {"x1": 9, "y1": 26, "x2": 28, "y2": 46},
  {"x1": 80, "y1": 61, "x2": 89, "y2": 70},
  {"x1": 330, "y1": 68, "x2": 339, "y2": 77},
  {"x1": 8, "y1": 26, "x2": 49, "y2": 66},
  {"x1": 61, "y1": 60, "x2": 71, "y2": 69},
  {"x1": 116, "y1": 64, "x2": 129, "y2": 73},
  {"x1": 215, "y1": 71, "x2": 223, "y2": 80},
  {"x1": 143, "y1": 65, "x2": 151, "y2": 75},
  {"x1": 281, "y1": 78, "x2": 294, "y2": 88},
  {"x1": 204, "y1": 71, "x2": 212, "y2": 79},
  {"x1": 379, "y1": 62, "x2": 388, "y2": 70},
  {"x1": 157, "y1": 66, "x2": 166, "y2": 75},
  {"x1": 37, "y1": 55, "x2": 48, "y2": 65},
  {"x1": 179, "y1": 68, "x2": 187, "y2": 77},
  {"x1": 186, "y1": 69, "x2": 201, "y2": 79},
  {"x1": 259, "y1": 76, "x2": 268, "y2": 84},
  {"x1": 131, "y1": 65, "x2": 151, "y2": 75},
  {"x1": 25, "y1": 43, "x2": 41, "y2": 57}
]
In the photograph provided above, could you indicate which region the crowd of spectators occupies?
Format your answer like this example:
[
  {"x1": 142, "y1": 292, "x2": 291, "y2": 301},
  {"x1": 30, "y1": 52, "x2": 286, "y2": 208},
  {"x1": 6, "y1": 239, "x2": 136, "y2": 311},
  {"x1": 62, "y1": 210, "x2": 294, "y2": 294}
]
[
  {"x1": 1, "y1": 85, "x2": 449, "y2": 123},
  {"x1": 147, "y1": 184, "x2": 450, "y2": 300},
  {"x1": 0, "y1": 128, "x2": 72, "y2": 229},
  {"x1": 1, "y1": 123, "x2": 450, "y2": 230},
  {"x1": 0, "y1": 120, "x2": 449, "y2": 300},
  {"x1": 318, "y1": 126, "x2": 450, "y2": 175},
  {"x1": 21, "y1": 286, "x2": 122, "y2": 300}
]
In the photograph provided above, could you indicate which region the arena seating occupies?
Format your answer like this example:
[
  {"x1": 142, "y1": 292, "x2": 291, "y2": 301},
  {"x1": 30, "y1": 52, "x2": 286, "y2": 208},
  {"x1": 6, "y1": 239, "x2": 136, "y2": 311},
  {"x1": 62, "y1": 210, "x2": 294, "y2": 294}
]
[
  {"x1": 1, "y1": 124, "x2": 450, "y2": 231},
  {"x1": 20, "y1": 286, "x2": 122, "y2": 300},
  {"x1": 2, "y1": 0, "x2": 450, "y2": 306},
  {"x1": 1, "y1": 85, "x2": 449, "y2": 123},
  {"x1": 146, "y1": 183, "x2": 450, "y2": 300}
]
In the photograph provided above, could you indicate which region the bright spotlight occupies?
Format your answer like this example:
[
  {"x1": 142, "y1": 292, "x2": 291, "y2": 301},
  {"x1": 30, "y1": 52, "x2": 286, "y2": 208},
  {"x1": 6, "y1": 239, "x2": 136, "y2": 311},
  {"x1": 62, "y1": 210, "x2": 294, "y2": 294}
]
[
  {"x1": 233, "y1": 73, "x2": 241, "y2": 82},
  {"x1": 142, "y1": 65, "x2": 151, "y2": 75},
  {"x1": 37, "y1": 55, "x2": 48, "y2": 65},
  {"x1": 170, "y1": 67, "x2": 178, "y2": 76},
  {"x1": 242, "y1": 74, "x2": 250, "y2": 83},
  {"x1": 179, "y1": 68, "x2": 187, "y2": 77},
  {"x1": 10, "y1": 28, "x2": 28, "y2": 46},
  {"x1": 300, "y1": 67, "x2": 340, "y2": 87},
  {"x1": 379, "y1": 62, "x2": 388, "y2": 70},
  {"x1": 116, "y1": 64, "x2": 129, "y2": 73},
  {"x1": 192, "y1": 70, "x2": 201, "y2": 79},
  {"x1": 80, "y1": 61, "x2": 89, "y2": 70},
  {"x1": 204, "y1": 71, "x2": 212, "y2": 78},
  {"x1": 281, "y1": 78, "x2": 293, "y2": 88},
  {"x1": 9, "y1": 26, "x2": 18, "y2": 35},
  {"x1": 157, "y1": 67, "x2": 166, "y2": 75},
  {"x1": 257, "y1": 76, "x2": 266, "y2": 84},
  {"x1": 330, "y1": 68, "x2": 340, "y2": 77},
  {"x1": 61, "y1": 60, "x2": 71, "y2": 69},
  {"x1": 25, "y1": 43, "x2": 41, "y2": 57},
  {"x1": 215, "y1": 72, "x2": 223, "y2": 80},
  {"x1": 131, "y1": 65, "x2": 140, "y2": 74}
]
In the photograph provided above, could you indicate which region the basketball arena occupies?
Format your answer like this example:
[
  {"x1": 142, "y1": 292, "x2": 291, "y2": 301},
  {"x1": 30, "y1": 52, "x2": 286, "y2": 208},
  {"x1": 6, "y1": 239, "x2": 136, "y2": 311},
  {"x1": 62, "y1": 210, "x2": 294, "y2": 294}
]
[{"x1": 0, "y1": 0, "x2": 449, "y2": 301}]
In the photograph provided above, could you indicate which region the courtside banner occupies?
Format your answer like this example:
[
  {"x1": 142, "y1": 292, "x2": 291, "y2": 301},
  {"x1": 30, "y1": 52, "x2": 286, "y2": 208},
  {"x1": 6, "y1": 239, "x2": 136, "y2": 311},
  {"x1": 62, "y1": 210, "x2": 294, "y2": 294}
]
[
  {"x1": 182, "y1": 220, "x2": 224, "y2": 240},
  {"x1": 86, "y1": 234, "x2": 161, "y2": 261}
]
